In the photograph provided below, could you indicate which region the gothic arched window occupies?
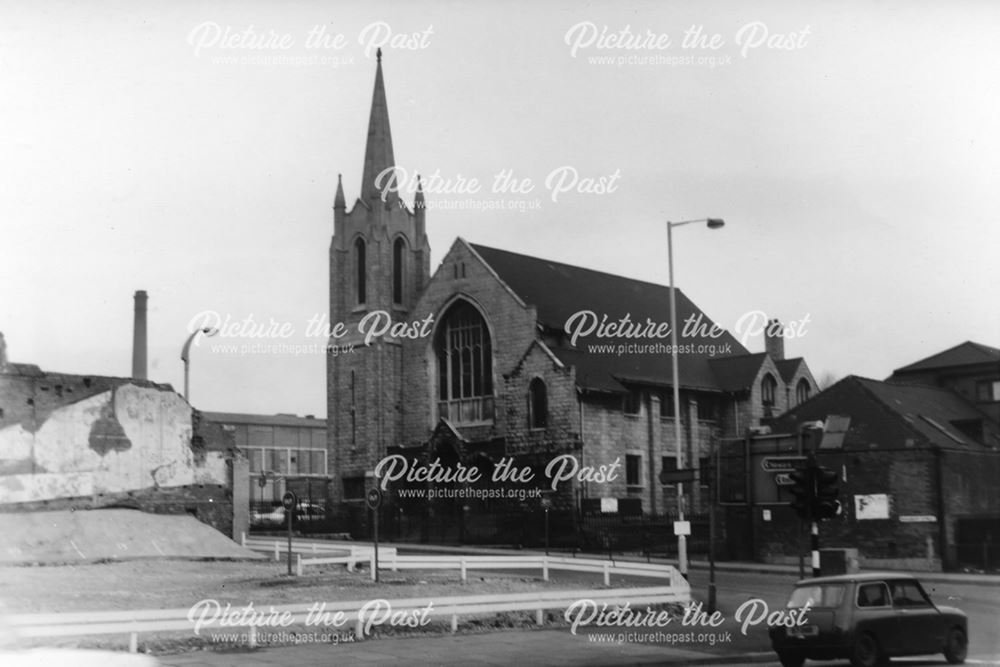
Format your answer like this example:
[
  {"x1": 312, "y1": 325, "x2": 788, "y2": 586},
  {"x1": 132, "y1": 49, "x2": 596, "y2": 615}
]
[
  {"x1": 436, "y1": 301, "x2": 493, "y2": 423},
  {"x1": 355, "y1": 237, "x2": 366, "y2": 305},
  {"x1": 392, "y1": 237, "x2": 405, "y2": 305},
  {"x1": 761, "y1": 373, "x2": 777, "y2": 408},
  {"x1": 528, "y1": 378, "x2": 547, "y2": 429},
  {"x1": 796, "y1": 378, "x2": 811, "y2": 405}
]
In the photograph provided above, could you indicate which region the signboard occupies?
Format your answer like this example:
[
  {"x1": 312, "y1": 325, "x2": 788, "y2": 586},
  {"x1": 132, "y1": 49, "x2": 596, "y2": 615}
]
[
  {"x1": 659, "y1": 468, "x2": 697, "y2": 485},
  {"x1": 761, "y1": 456, "x2": 806, "y2": 472},
  {"x1": 673, "y1": 520, "x2": 691, "y2": 536},
  {"x1": 366, "y1": 487, "x2": 382, "y2": 510},
  {"x1": 762, "y1": 509, "x2": 772, "y2": 522},
  {"x1": 854, "y1": 493, "x2": 890, "y2": 520},
  {"x1": 773, "y1": 473, "x2": 795, "y2": 487},
  {"x1": 600, "y1": 497, "x2": 618, "y2": 513},
  {"x1": 281, "y1": 491, "x2": 296, "y2": 510},
  {"x1": 900, "y1": 515, "x2": 937, "y2": 523}
]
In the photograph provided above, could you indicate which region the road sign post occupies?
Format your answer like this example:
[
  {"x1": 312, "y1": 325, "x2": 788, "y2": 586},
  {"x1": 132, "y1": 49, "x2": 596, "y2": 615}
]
[
  {"x1": 282, "y1": 491, "x2": 297, "y2": 576},
  {"x1": 366, "y1": 487, "x2": 382, "y2": 583}
]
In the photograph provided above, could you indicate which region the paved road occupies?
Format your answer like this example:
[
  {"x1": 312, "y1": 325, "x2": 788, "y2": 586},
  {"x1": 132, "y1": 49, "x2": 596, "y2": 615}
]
[{"x1": 450, "y1": 557, "x2": 1000, "y2": 662}]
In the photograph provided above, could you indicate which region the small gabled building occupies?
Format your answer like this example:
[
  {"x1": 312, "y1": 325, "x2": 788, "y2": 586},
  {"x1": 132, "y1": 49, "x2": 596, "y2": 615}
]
[{"x1": 764, "y1": 375, "x2": 1000, "y2": 571}]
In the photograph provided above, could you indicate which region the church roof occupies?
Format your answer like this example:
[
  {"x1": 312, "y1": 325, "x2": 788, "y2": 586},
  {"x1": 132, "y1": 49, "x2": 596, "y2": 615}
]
[
  {"x1": 890, "y1": 341, "x2": 1000, "y2": 376},
  {"x1": 468, "y1": 242, "x2": 752, "y2": 394}
]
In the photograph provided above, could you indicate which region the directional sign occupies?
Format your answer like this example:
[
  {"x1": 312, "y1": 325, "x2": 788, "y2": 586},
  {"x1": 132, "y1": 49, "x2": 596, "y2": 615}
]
[
  {"x1": 659, "y1": 468, "x2": 697, "y2": 485},
  {"x1": 281, "y1": 491, "x2": 297, "y2": 510},
  {"x1": 673, "y1": 520, "x2": 691, "y2": 536},
  {"x1": 774, "y1": 472, "x2": 795, "y2": 487},
  {"x1": 366, "y1": 487, "x2": 382, "y2": 510},
  {"x1": 761, "y1": 456, "x2": 807, "y2": 472}
]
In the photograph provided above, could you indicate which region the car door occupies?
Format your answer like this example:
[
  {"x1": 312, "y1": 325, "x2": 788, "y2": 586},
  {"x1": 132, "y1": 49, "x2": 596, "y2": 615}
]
[
  {"x1": 855, "y1": 582, "x2": 899, "y2": 653},
  {"x1": 888, "y1": 579, "x2": 942, "y2": 655}
]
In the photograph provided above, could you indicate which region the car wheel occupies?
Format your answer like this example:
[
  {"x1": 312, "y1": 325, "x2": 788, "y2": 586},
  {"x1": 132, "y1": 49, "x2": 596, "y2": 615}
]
[
  {"x1": 777, "y1": 651, "x2": 805, "y2": 667},
  {"x1": 944, "y1": 627, "x2": 968, "y2": 664},
  {"x1": 851, "y1": 632, "x2": 882, "y2": 667}
]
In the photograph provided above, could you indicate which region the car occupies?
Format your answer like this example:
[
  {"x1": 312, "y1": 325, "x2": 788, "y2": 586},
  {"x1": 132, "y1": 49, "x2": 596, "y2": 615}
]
[{"x1": 769, "y1": 572, "x2": 968, "y2": 667}]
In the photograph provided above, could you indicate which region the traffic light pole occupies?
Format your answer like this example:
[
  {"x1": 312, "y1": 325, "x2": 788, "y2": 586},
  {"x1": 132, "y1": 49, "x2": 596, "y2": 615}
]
[{"x1": 811, "y1": 520, "x2": 820, "y2": 577}]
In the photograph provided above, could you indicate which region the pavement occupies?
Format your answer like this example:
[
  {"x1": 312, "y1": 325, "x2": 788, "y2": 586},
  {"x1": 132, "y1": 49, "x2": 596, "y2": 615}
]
[{"x1": 158, "y1": 629, "x2": 774, "y2": 666}]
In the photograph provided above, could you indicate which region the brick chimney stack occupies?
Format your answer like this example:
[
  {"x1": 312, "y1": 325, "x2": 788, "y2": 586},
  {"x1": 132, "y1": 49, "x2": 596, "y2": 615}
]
[
  {"x1": 132, "y1": 290, "x2": 148, "y2": 380},
  {"x1": 765, "y1": 318, "x2": 785, "y2": 360}
]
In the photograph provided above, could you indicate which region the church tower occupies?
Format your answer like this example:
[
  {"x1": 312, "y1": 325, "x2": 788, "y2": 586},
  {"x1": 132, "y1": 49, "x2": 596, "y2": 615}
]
[{"x1": 328, "y1": 50, "x2": 431, "y2": 503}]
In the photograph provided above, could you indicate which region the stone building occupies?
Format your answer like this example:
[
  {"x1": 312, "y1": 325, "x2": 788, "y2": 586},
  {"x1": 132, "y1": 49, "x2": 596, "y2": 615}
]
[{"x1": 326, "y1": 55, "x2": 817, "y2": 531}]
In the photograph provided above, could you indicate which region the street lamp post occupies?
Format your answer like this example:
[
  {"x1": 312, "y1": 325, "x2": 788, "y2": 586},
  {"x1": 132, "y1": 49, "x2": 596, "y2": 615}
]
[
  {"x1": 667, "y1": 218, "x2": 725, "y2": 581},
  {"x1": 181, "y1": 327, "x2": 218, "y2": 401}
]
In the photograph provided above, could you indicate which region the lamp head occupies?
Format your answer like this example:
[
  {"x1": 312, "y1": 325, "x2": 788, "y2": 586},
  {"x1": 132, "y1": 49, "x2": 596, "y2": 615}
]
[{"x1": 706, "y1": 218, "x2": 725, "y2": 229}]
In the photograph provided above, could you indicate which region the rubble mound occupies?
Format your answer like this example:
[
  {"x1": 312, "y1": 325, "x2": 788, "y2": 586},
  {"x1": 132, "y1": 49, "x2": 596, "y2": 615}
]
[{"x1": 0, "y1": 509, "x2": 262, "y2": 564}]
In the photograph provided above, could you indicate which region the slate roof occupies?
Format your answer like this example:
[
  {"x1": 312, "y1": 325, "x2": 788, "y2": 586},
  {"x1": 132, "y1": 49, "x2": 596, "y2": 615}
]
[
  {"x1": 468, "y1": 242, "x2": 753, "y2": 394},
  {"x1": 775, "y1": 358, "x2": 806, "y2": 384},
  {"x1": 773, "y1": 375, "x2": 1000, "y2": 450},
  {"x1": 891, "y1": 341, "x2": 1000, "y2": 375}
]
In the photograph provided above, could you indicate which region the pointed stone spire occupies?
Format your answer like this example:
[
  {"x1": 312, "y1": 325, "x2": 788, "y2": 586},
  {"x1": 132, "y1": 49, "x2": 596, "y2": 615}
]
[
  {"x1": 414, "y1": 174, "x2": 425, "y2": 210},
  {"x1": 360, "y1": 47, "x2": 398, "y2": 205},
  {"x1": 334, "y1": 173, "x2": 345, "y2": 210}
]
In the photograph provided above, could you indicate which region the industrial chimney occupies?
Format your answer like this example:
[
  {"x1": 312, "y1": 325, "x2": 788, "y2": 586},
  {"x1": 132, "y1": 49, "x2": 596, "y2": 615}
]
[{"x1": 132, "y1": 290, "x2": 148, "y2": 379}]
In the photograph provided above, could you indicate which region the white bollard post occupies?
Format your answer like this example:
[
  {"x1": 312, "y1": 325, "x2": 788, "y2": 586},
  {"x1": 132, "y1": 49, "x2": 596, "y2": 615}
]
[
  {"x1": 129, "y1": 632, "x2": 138, "y2": 653},
  {"x1": 274, "y1": 540, "x2": 279, "y2": 562},
  {"x1": 542, "y1": 556, "x2": 549, "y2": 582},
  {"x1": 603, "y1": 562, "x2": 610, "y2": 586},
  {"x1": 535, "y1": 609, "x2": 543, "y2": 626},
  {"x1": 241, "y1": 531, "x2": 246, "y2": 548},
  {"x1": 312, "y1": 543, "x2": 317, "y2": 553},
  {"x1": 249, "y1": 624, "x2": 257, "y2": 648},
  {"x1": 392, "y1": 550, "x2": 398, "y2": 572},
  {"x1": 370, "y1": 552, "x2": 376, "y2": 581},
  {"x1": 355, "y1": 616, "x2": 364, "y2": 640},
  {"x1": 296, "y1": 553, "x2": 302, "y2": 577},
  {"x1": 460, "y1": 558, "x2": 467, "y2": 583},
  {"x1": 451, "y1": 614, "x2": 458, "y2": 633}
]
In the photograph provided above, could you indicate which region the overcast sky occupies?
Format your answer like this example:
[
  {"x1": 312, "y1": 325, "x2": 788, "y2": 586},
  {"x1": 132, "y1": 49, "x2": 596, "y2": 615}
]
[{"x1": 2, "y1": 1, "x2": 998, "y2": 417}]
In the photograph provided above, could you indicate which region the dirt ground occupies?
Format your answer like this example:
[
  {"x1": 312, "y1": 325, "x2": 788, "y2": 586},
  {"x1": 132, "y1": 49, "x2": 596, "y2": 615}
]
[{"x1": 0, "y1": 558, "x2": 614, "y2": 654}]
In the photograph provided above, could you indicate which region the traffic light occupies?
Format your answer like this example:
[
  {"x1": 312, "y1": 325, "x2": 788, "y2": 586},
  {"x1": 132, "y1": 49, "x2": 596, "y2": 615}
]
[
  {"x1": 813, "y1": 466, "x2": 840, "y2": 520},
  {"x1": 788, "y1": 466, "x2": 815, "y2": 520}
]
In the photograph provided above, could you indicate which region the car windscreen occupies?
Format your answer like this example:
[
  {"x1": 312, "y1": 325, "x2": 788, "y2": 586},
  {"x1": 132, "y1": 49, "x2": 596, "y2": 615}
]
[{"x1": 787, "y1": 584, "x2": 846, "y2": 609}]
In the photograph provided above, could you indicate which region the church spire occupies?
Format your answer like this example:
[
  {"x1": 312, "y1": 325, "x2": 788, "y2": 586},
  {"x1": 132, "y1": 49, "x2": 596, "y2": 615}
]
[
  {"x1": 334, "y1": 173, "x2": 345, "y2": 210},
  {"x1": 360, "y1": 47, "x2": 398, "y2": 205}
]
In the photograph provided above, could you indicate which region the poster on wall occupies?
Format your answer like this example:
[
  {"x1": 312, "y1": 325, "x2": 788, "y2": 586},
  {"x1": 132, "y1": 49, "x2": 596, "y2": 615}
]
[{"x1": 854, "y1": 493, "x2": 891, "y2": 520}]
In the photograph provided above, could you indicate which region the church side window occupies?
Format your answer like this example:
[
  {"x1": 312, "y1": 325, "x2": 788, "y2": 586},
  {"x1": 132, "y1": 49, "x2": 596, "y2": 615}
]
[
  {"x1": 392, "y1": 237, "x2": 405, "y2": 305},
  {"x1": 528, "y1": 378, "x2": 547, "y2": 429},
  {"x1": 436, "y1": 301, "x2": 494, "y2": 424},
  {"x1": 355, "y1": 237, "x2": 366, "y2": 305},
  {"x1": 796, "y1": 378, "x2": 811, "y2": 405},
  {"x1": 761, "y1": 373, "x2": 777, "y2": 408}
]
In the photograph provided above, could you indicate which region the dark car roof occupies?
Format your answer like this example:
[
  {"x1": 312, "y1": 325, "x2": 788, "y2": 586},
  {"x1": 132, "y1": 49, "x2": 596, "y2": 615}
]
[{"x1": 794, "y1": 572, "x2": 920, "y2": 585}]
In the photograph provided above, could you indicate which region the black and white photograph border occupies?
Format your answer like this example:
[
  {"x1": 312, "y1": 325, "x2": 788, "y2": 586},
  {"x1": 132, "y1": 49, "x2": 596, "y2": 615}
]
[{"x1": 2, "y1": 2, "x2": 999, "y2": 666}]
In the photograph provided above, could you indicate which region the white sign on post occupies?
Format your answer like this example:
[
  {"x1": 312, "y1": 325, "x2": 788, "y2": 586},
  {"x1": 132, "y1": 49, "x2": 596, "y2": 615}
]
[
  {"x1": 673, "y1": 520, "x2": 691, "y2": 536},
  {"x1": 600, "y1": 497, "x2": 618, "y2": 513}
]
